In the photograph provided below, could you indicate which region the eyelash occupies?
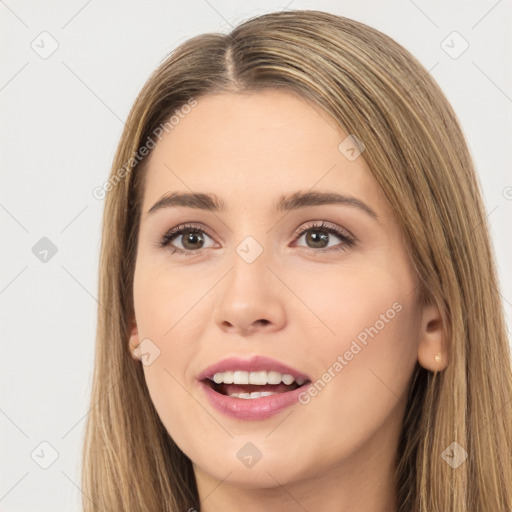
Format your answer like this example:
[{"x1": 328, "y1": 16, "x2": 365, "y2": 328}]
[{"x1": 157, "y1": 221, "x2": 356, "y2": 257}]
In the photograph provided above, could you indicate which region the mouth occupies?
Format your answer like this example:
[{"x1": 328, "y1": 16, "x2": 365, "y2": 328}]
[
  {"x1": 202, "y1": 370, "x2": 311, "y2": 399},
  {"x1": 197, "y1": 355, "x2": 313, "y2": 419}
]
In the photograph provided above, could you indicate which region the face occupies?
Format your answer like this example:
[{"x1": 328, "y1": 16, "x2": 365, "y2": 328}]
[{"x1": 130, "y1": 89, "x2": 442, "y2": 494}]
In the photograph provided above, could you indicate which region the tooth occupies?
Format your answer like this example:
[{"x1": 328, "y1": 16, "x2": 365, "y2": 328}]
[
  {"x1": 238, "y1": 392, "x2": 251, "y2": 399},
  {"x1": 230, "y1": 393, "x2": 239, "y2": 398},
  {"x1": 211, "y1": 369, "x2": 305, "y2": 385},
  {"x1": 267, "y1": 371, "x2": 282, "y2": 384},
  {"x1": 249, "y1": 371, "x2": 267, "y2": 385},
  {"x1": 282, "y1": 374, "x2": 294, "y2": 385},
  {"x1": 233, "y1": 371, "x2": 249, "y2": 384},
  {"x1": 260, "y1": 391, "x2": 274, "y2": 397},
  {"x1": 249, "y1": 392, "x2": 261, "y2": 399}
]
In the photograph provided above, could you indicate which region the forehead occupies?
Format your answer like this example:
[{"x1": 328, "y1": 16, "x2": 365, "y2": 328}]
[{"x1": 140, "y1": 89, "x2": 386, "y2": 216}]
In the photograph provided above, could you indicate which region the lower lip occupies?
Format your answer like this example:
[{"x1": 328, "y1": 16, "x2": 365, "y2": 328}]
[{"x1": 197, "y1": 380, "x2": 311, "y2": 421}]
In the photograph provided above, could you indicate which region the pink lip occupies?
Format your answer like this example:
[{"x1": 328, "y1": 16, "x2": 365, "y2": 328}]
[
  {"x1": 197, "y1": 355, "x2": 311, "y2": 381},
  {"x1": 197, "y1": 380, "x2": 312, "y2": 420},
  {"x1": 196, "y1": 355, "x2": 312, "y2": 421}
]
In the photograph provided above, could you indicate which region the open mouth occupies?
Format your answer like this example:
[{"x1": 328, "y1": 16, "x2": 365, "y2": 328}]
[{"x1": 202, "y1": 371, "x2": 311, "y2": 399}]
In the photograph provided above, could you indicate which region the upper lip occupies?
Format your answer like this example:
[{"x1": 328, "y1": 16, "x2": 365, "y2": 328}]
[{"x1": 197, "y1": 355, "x2": 311, "y2": 382}]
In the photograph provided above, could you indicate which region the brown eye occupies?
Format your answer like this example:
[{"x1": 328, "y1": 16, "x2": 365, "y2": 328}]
[
  {"x1": 178, "y1": 230, "x2": 205, "y2": 250},
  {"x1": 302, "y1": 229, "x2": 330, "y2": 249},
  {"x1": 158, "y1": 220, "x2": 355, "y2": 257},
  {"x1": 293, "y1": 221, "x2": 355, "y2": 253},
  {"x1": 159, "y1": 223, "x2": 216, "y2": 256}
]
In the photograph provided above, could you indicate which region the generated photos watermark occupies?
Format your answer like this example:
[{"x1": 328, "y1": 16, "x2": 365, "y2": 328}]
[
  {"x1": 298, "y1": 300, "x2": 403, "y2": 405},
  {"x1": 92, "y1": 97, "x2": 197, "y2": 200}
]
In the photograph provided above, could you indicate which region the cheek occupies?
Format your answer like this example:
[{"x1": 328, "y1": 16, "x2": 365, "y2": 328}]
[
  {"x1": 291, "y1": 264, "x2": 419, "y2": 459},
  {"x1": 133, "y1": 257, "x2": 211, "y2": 349},
  {"x1": 133, "y1": 260, "x2": 216, "y2": 444},
  {"x1": 292, "y1": 252, "x2": 419, "y2": 364}
]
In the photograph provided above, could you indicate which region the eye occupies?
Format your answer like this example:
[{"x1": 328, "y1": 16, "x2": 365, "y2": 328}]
[
  {"x1": 157, "y1": 220, "x2": 355, "y2": 256},
  {"x1": 292, "y1": 221, "x2": 355, "y2": 254},
  {"x1": 157, "y1": 223, "x2": 217, "y2": 256}
]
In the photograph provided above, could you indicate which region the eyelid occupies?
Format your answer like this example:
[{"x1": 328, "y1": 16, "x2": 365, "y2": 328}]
[
  {"x1": 157, "y1": 222, "x2": 218, "y2": 249},
  {"x1": 292, "y1": 220, "x2": 355, "y2": 243}
]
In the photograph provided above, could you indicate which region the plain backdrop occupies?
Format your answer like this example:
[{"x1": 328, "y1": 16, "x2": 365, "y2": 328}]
[{"x1": 1, "y1": 1, "x2": 511, "y2": 510}]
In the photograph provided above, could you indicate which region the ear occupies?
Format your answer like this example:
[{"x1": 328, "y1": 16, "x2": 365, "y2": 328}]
[
  {"x1": 128, "y1": 318, "x2": 142, "y2": 362},
  {"x1": 417, "y1": 301, "x2": 449, "y2": 372}
]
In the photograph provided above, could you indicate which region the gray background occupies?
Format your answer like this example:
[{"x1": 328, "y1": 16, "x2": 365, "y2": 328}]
[{"x1": 1, "y1": 1, "x2": 511, "y2": 510}]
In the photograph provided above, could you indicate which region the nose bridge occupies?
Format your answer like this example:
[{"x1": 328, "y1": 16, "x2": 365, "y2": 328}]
[
  {"x1": 212, "y1": 222, "x2": 286, "y2": 334},
  {"x1": 225, "y1": 208, "x2": 272, "y2": 266},
  {"x1": 217, "y1": 204, "x2": 287, "y2": 291},
  {"x1": 229, "y1": 230, "x2": 271, "y2": 291}
]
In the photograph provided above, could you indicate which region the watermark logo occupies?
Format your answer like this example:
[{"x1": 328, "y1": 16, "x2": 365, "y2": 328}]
[
  {"x1": 236, "y1": 442, "x2": 263, "y2": 468},
  {"x1": 31, "y1": 441, "x2": 59, "y2": 469},
  {"x1": 31, "y1": 31, "x2": 59, "y2": 59},
  {"x1": 338, "y1": 134, "x2": 365, "y2": 161},
  {"x1": 441, "y1": 31, "x2": 469, "y2": 60},
  {"x1": 32, "y1": 237, "x2": 58, "y2": 263},
  {"x1": 441, "y1": 441, "x2": 468, "y2": 469},
  {"x1": 136, "y1": 338, "x2": 161, "y2": 366},
  {"x1": 236, "y1": 236, "x2": 264, "y2": 264}
]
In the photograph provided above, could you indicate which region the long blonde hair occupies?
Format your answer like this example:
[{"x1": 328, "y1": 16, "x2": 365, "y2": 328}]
[{"x1": 82, "y1": 10, "x2": 512, "y2": 511}]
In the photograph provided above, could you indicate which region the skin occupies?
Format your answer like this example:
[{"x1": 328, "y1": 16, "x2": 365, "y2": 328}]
[{"x1": 129, "y1": 89, "x2": 447, "y2": 512}]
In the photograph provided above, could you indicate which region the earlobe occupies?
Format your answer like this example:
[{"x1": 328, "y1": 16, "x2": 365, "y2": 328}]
[
  {"x1": 417, "y1": 302, "x2": 449, "y2": 372},
  {"x1": 128, "y1": 321, "x2": 142, "y2": 362}
]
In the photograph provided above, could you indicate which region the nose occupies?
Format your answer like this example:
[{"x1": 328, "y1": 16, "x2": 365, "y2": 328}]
[{"x1": 213, "y1": 248, "x2": 286, "y2": 337}]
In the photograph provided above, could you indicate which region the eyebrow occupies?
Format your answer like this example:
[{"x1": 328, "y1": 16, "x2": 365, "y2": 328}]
[{"x1": 146, "y1": 190, "x2": 378, "y2": 220}]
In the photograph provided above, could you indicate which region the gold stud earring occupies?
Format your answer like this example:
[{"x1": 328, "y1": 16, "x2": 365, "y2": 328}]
[{"x1": 434, "y1": 352, "x2": 442, "y2": 363}]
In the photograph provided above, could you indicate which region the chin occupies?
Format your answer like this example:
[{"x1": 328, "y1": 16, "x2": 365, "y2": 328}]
[{"x1": 192, "y1": 449, "x2": 311, "y2": 489}]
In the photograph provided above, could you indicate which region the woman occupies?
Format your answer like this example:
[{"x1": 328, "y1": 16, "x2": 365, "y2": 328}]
[{"x1": 82, "y1": 9, "x2": 512, "y2": 512}]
